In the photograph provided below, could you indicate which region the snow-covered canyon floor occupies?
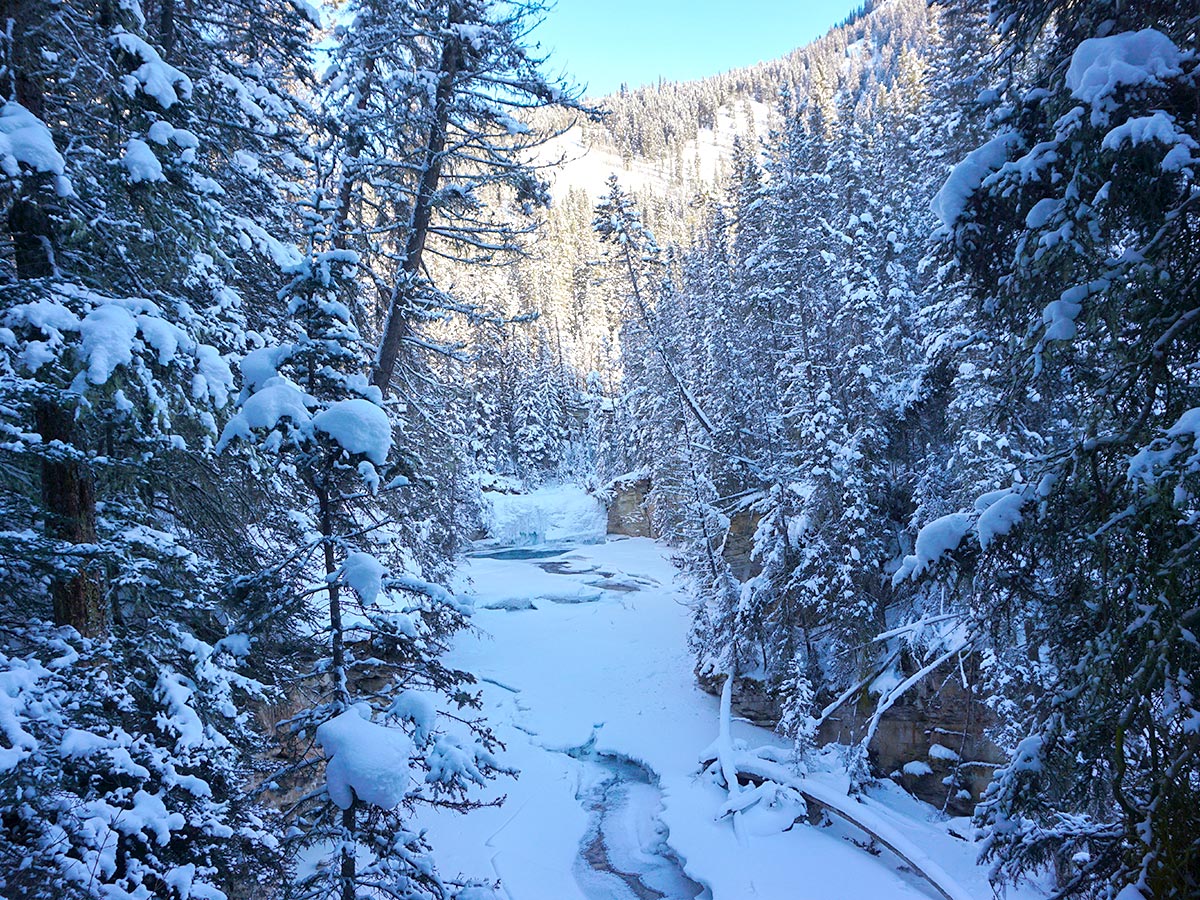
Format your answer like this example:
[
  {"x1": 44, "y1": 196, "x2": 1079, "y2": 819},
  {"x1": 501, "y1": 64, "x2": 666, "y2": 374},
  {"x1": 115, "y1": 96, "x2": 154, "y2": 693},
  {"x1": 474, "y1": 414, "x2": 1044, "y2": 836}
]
[{"x1": 419, "y1": 487, "x2": 1045, "y2": 900}]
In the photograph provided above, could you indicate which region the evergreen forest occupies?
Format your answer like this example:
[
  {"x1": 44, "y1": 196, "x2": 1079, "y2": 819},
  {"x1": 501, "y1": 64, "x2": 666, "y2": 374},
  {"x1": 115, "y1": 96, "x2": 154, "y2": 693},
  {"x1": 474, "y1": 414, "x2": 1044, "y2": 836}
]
[{"x1": 0, "y1": 0, "x2": 1196, "y2": 898}]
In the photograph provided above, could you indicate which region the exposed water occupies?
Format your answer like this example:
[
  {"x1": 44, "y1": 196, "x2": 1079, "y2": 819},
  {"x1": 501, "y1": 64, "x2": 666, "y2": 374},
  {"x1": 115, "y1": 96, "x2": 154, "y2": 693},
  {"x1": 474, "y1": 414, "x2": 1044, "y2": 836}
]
[
  {"x1": 568, "y1": 745, "x2": 709, "y2": 900},
  {"x1": 481, "y1": 537, "x2": 709, "y2": 899},
  {"x1": 536, "y1": 559, "x2": 597, "y2": 575},
  {"x1": 470, "y1": 545, "x2": 573, "y2": 561}
]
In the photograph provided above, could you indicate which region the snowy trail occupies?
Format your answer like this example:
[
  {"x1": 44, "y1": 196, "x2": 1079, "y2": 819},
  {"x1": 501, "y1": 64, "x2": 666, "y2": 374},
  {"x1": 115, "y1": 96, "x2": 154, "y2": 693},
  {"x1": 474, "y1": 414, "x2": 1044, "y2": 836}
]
[{"x1": 417, "y1": 488, "x2": 1045, "y2": 900}]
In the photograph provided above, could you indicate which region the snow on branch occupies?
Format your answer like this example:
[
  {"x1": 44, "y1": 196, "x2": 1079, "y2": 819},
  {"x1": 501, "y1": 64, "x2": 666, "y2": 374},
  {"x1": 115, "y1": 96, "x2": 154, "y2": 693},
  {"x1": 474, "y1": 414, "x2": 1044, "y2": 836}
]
[{"x1": 893, "y1": 484, "x2": 1035, "y2": 583}]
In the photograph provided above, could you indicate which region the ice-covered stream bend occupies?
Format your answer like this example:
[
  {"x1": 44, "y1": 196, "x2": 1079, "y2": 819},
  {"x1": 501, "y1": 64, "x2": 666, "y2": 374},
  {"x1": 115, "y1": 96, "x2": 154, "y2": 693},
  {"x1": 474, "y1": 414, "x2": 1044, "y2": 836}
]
[
  {"x1": 469, "y1": 539, "x2": 707, "y2": 899},
  {"x1": 566, "y1": 737, "x2": 708, "y2": 900},
  {"x1": 422, "y1": 486, "x2": 1036, "y2": 900}
]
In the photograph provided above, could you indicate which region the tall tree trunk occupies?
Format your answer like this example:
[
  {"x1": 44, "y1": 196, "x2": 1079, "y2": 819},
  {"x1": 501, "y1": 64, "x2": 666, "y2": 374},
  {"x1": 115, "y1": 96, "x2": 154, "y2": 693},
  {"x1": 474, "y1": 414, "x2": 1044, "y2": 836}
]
[
  {"x1": 18, "y1": 212, "x2": 106, "y2": 635},
  {"x1": 340, "y1": 803, "x2": 357, "y2": 900},
  {"x1": 4, "y1": 11, "x2": 107, "y2": 634},
  {"x1": 1, "y1": 0, "x2": 47, "y2": 113},
  {"x1": 317, "y1": 482, "x2": 355, "y2": 900},
  {"x1": 35, "y1": 402, "x2": 106, "y2": 636},
  {"x1": 158, "y1": 0, "x2": 176, "y2": 58},
  {"x1": 371, "y1": 2, "x2": 463, "y2": 395},
  {"x1": 317, "y1": 482, "x2": 350, "y2": 707}
]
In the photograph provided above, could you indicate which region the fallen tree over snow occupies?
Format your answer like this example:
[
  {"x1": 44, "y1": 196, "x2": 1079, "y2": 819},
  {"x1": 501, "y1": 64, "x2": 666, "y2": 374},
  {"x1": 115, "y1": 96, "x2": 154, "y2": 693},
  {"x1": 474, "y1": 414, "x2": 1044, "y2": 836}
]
[{"x1": 702, "y1": 675, "x2": 975, "y2": 900}]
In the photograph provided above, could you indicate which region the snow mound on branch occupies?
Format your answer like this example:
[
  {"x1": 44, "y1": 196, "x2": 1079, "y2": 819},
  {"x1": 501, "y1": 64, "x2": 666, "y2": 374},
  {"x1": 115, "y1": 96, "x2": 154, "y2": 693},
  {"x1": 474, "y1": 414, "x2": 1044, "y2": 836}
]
[
  {"x1": 217, "y1": 379, "x2": 392, "y2": 469},
  {"x1": 929, "y1": 743, "x2": 960, "y2": 762},
  {"x1": 311, "y1": 398, "x2": 392, "y2": 465},
  {"x1": 1128, "y1": 406, "x2": 1200, "y2": 482},
  {"x1": 976, "y1": 490, "x2": 1026, "y2": 549},
  {"x1": 341, "y1": 551, "x2": 385, "y2": 606},
  {"x1": 0, "y1": 102, "x2": 65, "y2": 177},
  {"x1": 931, "y1": 132, "x2": 1020, "y2": 227},
  {"x1": 237, "y1": 345, "x2": 292, "y2": 392},
  {"x1": 79, "y1": 304, "x2": 139, "y2": 384},
  {"x1": 1067, "y1": 29, "x2": 1183, "y2": 118},
  {"x1": 0, "y1": 656, "x2": 46, "y2": 773},
  {"x1": 1102, "y1": 111, "x2": 1198, "y2": 172},
  {"x1": 388, "y1": 690, "x2": 437, "y2": 743},
  {"x1": 111, "y1": 28, "x2": 193, "y2": 109},
  {"x1": 1103, "y1": 111, "x2": 1192, "y2": 151},
  {"x1": 316, "y1": 706, "x2": 414, "y2": 810},
  {"x1": 455, "y1": 888, "x2": 501, "y2": 900},
  {"x1": 1167, "y1": 407, "x2": 1200, "y2": 441},
  {"x1": 287, "y1": 0, "x2": 323, "y2": 27},
  {"x1": 895, "y1": 487, "x2": 1032, "y2": 582},
  {"x1": 894, "y1": 512, "x2": 972, "y2": 582},
  {"x1": 217, "y1": 377, "x2": 312, "y2": 450},
  {"x1": 484, "y1": 484, "x2": 606, "y2": 546},
  {"x1": 7, "y1": 288, "x2": 233, "y2": 402},
  {"x1": 122, "y1": 138, "x2": 165, "y2": 183}
]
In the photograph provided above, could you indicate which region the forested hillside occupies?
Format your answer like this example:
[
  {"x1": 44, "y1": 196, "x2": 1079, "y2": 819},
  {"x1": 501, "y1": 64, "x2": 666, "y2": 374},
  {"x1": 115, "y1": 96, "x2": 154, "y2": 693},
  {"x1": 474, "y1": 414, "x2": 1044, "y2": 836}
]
[{"x1": 1, "y1": 0, "x2": 1197, "y2": 898}]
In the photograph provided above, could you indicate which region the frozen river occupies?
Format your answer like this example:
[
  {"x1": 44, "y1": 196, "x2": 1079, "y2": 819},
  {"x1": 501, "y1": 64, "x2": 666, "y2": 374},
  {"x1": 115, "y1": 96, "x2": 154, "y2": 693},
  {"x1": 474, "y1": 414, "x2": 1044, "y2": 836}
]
[{"x1": 414, "y1": 486, "x2": 1044, "y2": 900}]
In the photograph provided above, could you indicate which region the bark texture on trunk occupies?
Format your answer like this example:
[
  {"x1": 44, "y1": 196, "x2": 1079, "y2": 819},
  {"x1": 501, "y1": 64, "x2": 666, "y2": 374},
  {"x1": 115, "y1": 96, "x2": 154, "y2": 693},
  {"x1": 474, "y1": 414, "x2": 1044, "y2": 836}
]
[
  {"x1": 5, "y1": 16, "x2": 108, "y2": 634},
  {"x1": 372, "y1": 3, "x2": 463, "y2": 395},
  {"x1": 35, "y1": 401, "x2": 107, "y2": 636}
]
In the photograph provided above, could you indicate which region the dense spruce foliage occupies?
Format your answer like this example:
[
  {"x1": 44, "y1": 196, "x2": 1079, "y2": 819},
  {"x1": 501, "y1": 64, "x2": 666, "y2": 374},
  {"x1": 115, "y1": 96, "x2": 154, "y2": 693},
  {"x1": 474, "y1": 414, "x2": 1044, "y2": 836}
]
[
  {"x1": 457, "y1": 0, "x2": 1198, "y2": 896},
  {"x1": 0, "y1": 0, "x2": 585, "y2": 898},
  {"x1": 2, "y1": 0, "x2": 1197, "y2": 897}
]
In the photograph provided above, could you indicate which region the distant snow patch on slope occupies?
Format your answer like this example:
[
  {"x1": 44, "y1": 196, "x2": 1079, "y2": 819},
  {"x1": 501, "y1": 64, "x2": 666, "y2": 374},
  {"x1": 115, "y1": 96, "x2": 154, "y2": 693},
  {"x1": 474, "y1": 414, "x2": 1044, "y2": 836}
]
[
  {"x1": 535, "y1": 99, "x2": 774, "y2": 201},
  {"x1": 484, "y1": 484, "x2": 607, "y2": 546}
]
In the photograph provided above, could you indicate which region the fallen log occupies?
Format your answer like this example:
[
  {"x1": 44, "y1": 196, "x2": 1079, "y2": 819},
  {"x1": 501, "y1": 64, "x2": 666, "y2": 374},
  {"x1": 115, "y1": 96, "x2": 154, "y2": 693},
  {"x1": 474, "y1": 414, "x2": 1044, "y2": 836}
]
[{"x1": 701, "y1": 753, "x2": 975, "y2": 900}]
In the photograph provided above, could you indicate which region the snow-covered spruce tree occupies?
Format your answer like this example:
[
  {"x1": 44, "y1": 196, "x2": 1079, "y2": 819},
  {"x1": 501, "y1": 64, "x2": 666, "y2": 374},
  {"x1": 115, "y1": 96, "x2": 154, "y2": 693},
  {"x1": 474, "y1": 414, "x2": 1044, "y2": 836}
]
[
  {"x1": 706, "y1": 97, "x2": 907, "y2": 761},
  {"x1": 0, "y1": 0, "x2": 318, "y2": 895},
  {"x1": 591, "y1": 178, "x2": 751, "y2": 699},
  {"x1": 318, "y1": 0, "x2": 596, "y2": 574},
  {"x1": 320, "y1": 0, "x2": 595, "y2": 390},
  {"x1": 722, "y1": 134, "x2": 783, "y2": 480},
  {"x1": 217, "y1": 205, "x2": 506, "y2": 900},
  {"x1": 508, "y1": 329, "x2": 564, "y2": 482},
  {"x1": 594, "y1": 175, "x2": 715, "y2": 446},
  {"x1": 915, "y1": 1, "x2": 1200, "y2": 894}
]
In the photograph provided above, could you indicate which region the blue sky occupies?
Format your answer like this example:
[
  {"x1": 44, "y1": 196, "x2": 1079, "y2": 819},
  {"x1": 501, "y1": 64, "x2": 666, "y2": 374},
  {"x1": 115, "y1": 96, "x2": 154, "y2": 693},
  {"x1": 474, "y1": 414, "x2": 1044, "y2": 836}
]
[{"x1": 528, "y1": 0, "x2": 866, "y2": 97}]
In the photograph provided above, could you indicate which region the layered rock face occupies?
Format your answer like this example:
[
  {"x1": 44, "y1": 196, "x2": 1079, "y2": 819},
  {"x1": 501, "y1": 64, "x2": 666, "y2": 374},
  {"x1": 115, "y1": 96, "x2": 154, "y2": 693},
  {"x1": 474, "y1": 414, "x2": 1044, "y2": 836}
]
[
  {"x1": 605, "y1": 475, "x2": 656, "y2": 538},
  {"x1": 816, "y1": 669, "x2": 1005, "y2": 815}
]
